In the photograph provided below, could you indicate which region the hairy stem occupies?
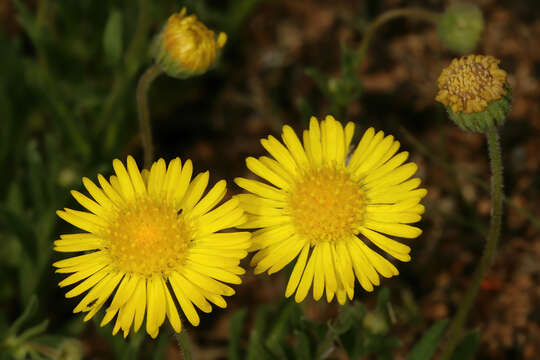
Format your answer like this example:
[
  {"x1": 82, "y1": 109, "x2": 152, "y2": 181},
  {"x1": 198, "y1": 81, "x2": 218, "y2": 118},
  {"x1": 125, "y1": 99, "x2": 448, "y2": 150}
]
[
  {"x1": 136, "y1": 64, "x2": 162, "y2": 168},
  {"x1": 439, "y1": 127, "x2": 504, "y2": 359},
  {"x1": 175, "y1": 330, "x2": 193, "y2": 360}
]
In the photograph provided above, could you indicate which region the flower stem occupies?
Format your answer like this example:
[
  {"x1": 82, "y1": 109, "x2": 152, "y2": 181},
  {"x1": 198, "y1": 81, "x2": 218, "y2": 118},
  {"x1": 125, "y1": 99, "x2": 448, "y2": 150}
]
[
  {"x1": 357, "y1": 8, "x2": 440, "y2": 65},
  {"x1": 175, "y1": 330, "x2": 193, "y2": 360},
  {"x1": 439, "y1": 127, "x2": 504, "y2": 360},
  {"x1": 136, "y1": 64, "x2": 162, "y2": 168}
]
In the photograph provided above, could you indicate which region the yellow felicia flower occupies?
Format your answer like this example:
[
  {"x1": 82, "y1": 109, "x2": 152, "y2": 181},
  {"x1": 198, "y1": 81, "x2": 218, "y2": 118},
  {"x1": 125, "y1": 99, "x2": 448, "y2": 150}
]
[
  {"x1": 235, "y1": 116, "x2": 426, "y2": 304},
  {"x1": 153, "y1": 8, "x2": 227, "y2": 79},
  {"x1": 53, "y1": 156, "x2": 249, "y2": 338}
]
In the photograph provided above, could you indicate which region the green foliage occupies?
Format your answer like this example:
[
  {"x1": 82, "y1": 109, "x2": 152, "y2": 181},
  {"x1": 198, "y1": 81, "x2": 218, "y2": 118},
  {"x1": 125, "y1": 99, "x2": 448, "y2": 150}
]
[
  {"x1": 449, "y1": 331, "x2": 481, "y2": 360},
  {"x1": 305, "y1": 45, "x2": 363, "y2": 120},
  {"x1": 228, "y1": 289, "x2": 403, "y2": 359},
  {"x1": 103, "y1": 10, "x2": 124, "y2": 67},
  {"x1": 0, "y1": 296, "x2": 82, "y2": 360},
  {"x1": 406, "y1": 319, "x2": 449, "y2": 360}
]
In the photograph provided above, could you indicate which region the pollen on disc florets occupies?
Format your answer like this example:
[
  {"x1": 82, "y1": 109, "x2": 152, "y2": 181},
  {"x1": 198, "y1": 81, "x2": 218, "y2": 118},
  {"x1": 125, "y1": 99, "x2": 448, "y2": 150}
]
[
  {"x1": 436, "y1": 55, "x2": 507, "y2": 114},
  {"x1": 288, "y1": 167, "x2": 366, "y2": 245},
  {"x1": 104, "y1": 197, "x2": 192, "y2": 277},
  {"x1": 436, "y1": 55, "x2": 512, "y2": 132}
]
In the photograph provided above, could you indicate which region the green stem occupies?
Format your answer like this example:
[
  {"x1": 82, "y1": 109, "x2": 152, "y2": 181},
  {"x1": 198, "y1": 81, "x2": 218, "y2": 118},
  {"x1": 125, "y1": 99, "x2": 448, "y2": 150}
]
[
  {"x1": 175, "y1": 331, "x2": 193, "y2": 360},
  {"x1": 439, "y1": 127, "x2": 504, "y2": 360},
  {"x1": 399, "y1": 126, "x2": 540, "y2": 228},
  {"x1": 136, "y1": 64, "x2": 162, "y2": 168},
  {"x1": 357, "y1": 8, "x2": 440, "y2": 64}
]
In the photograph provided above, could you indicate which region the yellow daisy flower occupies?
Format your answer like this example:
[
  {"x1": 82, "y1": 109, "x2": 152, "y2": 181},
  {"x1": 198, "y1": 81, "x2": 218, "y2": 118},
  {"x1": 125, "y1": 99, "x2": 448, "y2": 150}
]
[
  {"x1": 53, "y1": 156, "x2": 249, "y2": 338},
  {"x1": 235, "y1": 116, "x2": 426, "y2": 305}
]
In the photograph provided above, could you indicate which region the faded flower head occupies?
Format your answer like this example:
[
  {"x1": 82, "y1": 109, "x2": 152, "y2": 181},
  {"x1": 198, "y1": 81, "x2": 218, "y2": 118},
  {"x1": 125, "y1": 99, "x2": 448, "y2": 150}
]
[
  {"x1": 153, "y1": 8, "x2": 227, "y2": 79},
  {"x1": 436, "y1": 55, "x2": 512, "y2": 132}
]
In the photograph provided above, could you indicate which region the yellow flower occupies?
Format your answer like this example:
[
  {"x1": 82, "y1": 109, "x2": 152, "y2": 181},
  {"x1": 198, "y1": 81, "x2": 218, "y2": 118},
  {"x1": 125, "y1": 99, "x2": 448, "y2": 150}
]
[
  {"x1": 153, "y1": 8, "x2": 227, "y2": 79},
  {"x1": 54, "y1": 156, "x2": 249, "y2": 338},
  {"x1": 435, "y1": 55, "x2": 506, "y2": 114},
  {"x1": 235, "y1": 116, "x2": 426, "y2": 304},
  {"x1": 435, "y1": 55, "x2": 512, "y2": 132}
]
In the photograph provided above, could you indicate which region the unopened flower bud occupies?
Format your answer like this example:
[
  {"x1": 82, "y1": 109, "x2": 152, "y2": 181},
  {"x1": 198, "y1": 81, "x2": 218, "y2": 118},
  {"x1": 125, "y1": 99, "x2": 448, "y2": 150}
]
[
  {"x1": 436, "y1": 55, "x2": 512, "y2": 132},
  {"x1": 152, "y1": 8, "x2": 227, "y2": 79},
  {"x1": 438, "y1": 3, "x2": 484, "y2": 54}
]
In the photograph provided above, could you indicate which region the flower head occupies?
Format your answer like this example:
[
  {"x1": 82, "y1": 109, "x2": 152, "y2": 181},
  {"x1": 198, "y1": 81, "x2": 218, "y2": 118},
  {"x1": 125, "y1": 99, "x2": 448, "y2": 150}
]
[
  {"x1": 54, "y1": 156, "x2": 249, "y2": 338},
  {"x1": 235, "y1": 116, "x2": 426, "y2": 304},
  {"x1": 153, "y1": 8, "x2": 227, "y2": 79},
  {"x1": 436, "y1": 55, "x2": 512, "y2": 132}
]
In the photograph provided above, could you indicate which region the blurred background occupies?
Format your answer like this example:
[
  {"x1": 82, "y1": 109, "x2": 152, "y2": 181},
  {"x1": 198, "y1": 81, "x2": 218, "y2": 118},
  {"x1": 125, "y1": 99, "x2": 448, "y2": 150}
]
[{"x1": 0, "y1": 0, "x2": 539, "y2": 359}]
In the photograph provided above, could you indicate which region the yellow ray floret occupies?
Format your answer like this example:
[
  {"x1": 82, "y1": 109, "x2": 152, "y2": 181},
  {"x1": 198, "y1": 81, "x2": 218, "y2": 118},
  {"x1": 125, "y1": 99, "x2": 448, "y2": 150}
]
[
  {"x1": 53, "y1": 156, "x2": 250, "y2": 338},
  {"x1": 235, "y1": 116, "x2": 427, "y2": 304}
]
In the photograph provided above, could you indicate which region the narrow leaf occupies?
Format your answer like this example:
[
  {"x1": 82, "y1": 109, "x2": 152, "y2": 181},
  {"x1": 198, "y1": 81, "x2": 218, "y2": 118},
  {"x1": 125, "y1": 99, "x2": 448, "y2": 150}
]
[
  {"x1": 406, "y1": 319, "x2": 450, "y2": 360},
  {"x1": 449, "y1": 331, "x2": 481, "y2": 360},
  {"x1": 103, "y1": 10, "x2": 124, "y2": 66},
  {"x1": 228, "y1": 308, "x2": 248, "y2": 360}
]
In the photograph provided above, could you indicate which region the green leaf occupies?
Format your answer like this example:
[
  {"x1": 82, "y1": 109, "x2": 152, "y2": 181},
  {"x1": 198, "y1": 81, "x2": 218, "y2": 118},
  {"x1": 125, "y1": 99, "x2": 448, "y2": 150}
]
[
  {"x1": 304, "y1": 68, "x2": 330, "y2": 96},
  {"x1": 18, "y1": 319, "x2": 49, "y2": 342},
  {"x1": 315, "y1": 327, "x2": 335, "y2": 360},
  {"x1": 449, "y1": 331, "x2": 481, "y2": 360},
  {"x1": 265, "y1": 301, "x2": 300, "y2": 357},
  {"x1": 293, "y1": 330, "x2": 311, "y2": 360},
  {"x1": 103, "y1": 10, "x2": 124, "y2": 66},
  {"x1": 26, "y1": 141, "x2": 46, "y2": 211},
  {"x1": 228, "y1": 308, "x2": 248, "y2": 360},
  {"x1": 247, "y1": 305, "x2": 272, "y2": 360},
  {"x1": 0, "y1": 207, "x2": 38, "y2": 263},
  {"x1": 9, "y1": 296, "x2": 38, "y2": 336},
  {"x1": 406, "y1": 319, "x2": 450, "y2": 360},
  {"x1": 376, "y1": 288, "x2": 390, "y2": 314}
]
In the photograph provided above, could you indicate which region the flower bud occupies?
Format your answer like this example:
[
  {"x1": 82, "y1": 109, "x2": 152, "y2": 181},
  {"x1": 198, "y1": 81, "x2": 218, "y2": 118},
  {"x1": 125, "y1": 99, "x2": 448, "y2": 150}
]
[
  {"x1": 57, "y1": 340, "x2": 83, "y2": 360},
  {"x1": 152, "y1": 8, "x2": 227, "y2": 79},
  {"x1": 436, "y1": 55, "x2": 512, "y2": 132},
  {"x1": 438, "y1": 3, "x2": 484, "y2": 54}
]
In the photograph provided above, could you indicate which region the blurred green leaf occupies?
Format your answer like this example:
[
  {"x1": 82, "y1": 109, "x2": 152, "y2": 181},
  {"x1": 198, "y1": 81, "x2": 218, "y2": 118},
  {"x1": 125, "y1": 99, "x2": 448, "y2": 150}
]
[
  {"x1": 376, "y1": 288, "x2": 390, "y2": 314},
  {"x1": 304, "y1": 68, "x2": 330, "y2": 97},
  {"x1": 265, "y1": 301, "x2": 300, "y2": 357},
  {"x1": 406, "y1": 319, "x2": 450, "y2": 360},
  {"x1": 18, "y1": 319, "x2": 49, "y2": 343},
  {"x1": 26, "y1": 141, "x2": 46, "y2": 211},
  {"x1": 449, "y1": 331, "x2": 481, "y2": 360},
  {"x1": 247, "y1": 305, "x2": 273, "y2": 360},
  {"x1": 315, "y1": 327, "x2": 335, "y2": 360},
  {"x1": 103, "y1": 10, "x2": 124, "y2": 66},
  {"x1": 228, "y1": 308, "x2": 248, "y2": 360},
  {"x1": 0, "y1": 207, "x2": 37, "y2": 262},
  {"x1": 13, "y1": 0, "x2": 40, "y2": 45},
  {"x1": 8, "y1": 296, "x2": 38, "y2": 336},
  {"x1": 293, "y1": 330, "x2": 311, "y2": 360}
]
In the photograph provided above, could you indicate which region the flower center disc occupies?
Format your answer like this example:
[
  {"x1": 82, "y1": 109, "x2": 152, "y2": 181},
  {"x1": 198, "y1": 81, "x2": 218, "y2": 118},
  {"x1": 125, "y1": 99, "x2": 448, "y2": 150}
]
[
  {"x1": 105, "y1": 198, "x2": 192, "y2": 276},
  {"x1": 288, "y1": 167, "x2": 366, "y2": 245}
]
